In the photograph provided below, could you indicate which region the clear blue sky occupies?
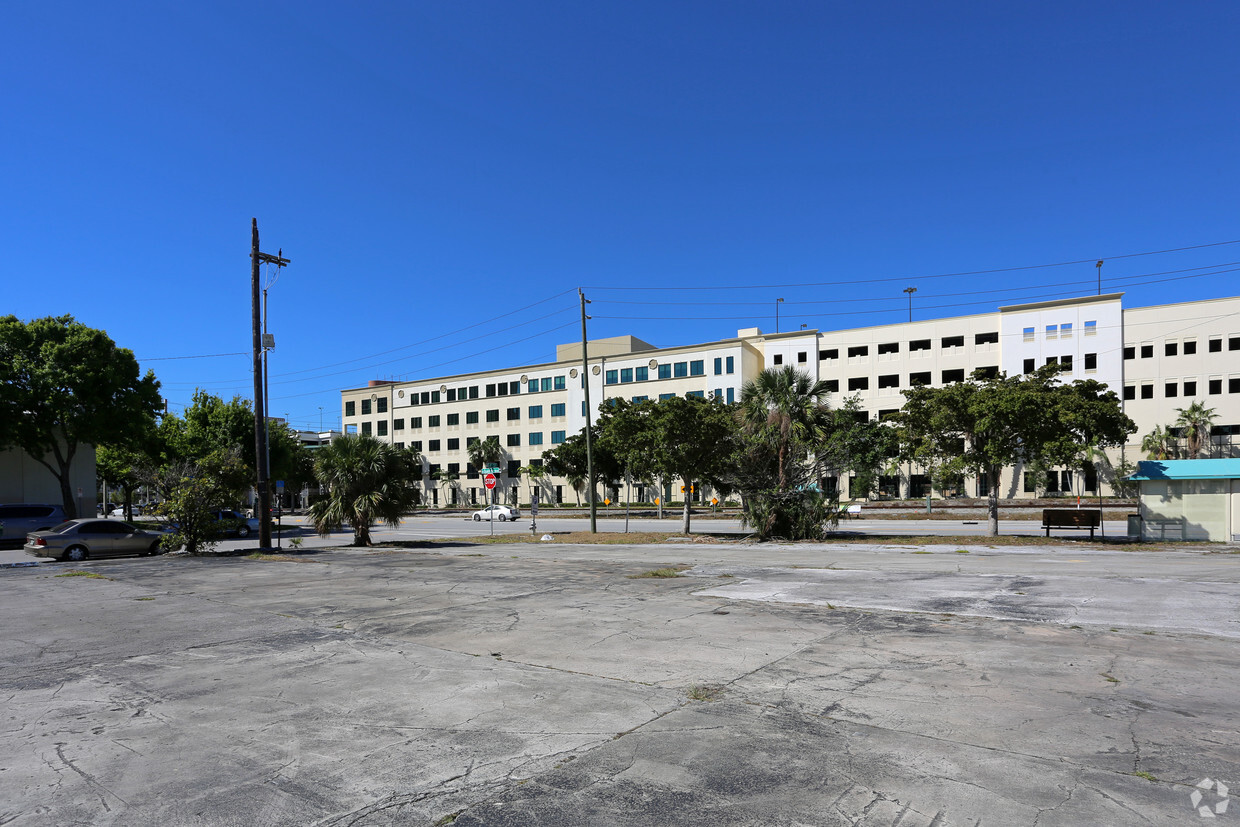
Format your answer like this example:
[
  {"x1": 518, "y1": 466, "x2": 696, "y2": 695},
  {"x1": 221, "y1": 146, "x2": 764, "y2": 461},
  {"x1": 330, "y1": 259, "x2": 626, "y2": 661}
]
[{"x1": 4, "y1": 2, "x2": 1238, "y2": 432}]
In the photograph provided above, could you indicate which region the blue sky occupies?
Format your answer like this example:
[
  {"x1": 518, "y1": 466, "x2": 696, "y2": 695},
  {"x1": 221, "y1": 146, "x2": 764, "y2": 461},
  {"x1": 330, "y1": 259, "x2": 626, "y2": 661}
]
[{"x1": 4, "y1": 1, "x2": 1238, "y2": 432}]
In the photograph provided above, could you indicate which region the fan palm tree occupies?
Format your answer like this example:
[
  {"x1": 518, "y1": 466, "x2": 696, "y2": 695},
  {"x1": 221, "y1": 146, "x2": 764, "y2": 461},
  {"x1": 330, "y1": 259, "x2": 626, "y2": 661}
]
[
  {"x1": 1174, "y1": 401, "x2": 1217, "y2": 458},
  {"x1": 1140, "y1": 424, "x2": 1175, "y2": 460},
  {"x1": 467, "y1": 436, "x2": 505, "y2": 503},
  {"x1": 309, "y1": 433, "x2": 420, "y2": 546},
  {"x1": 739, "y1": 366, "x2": 833, "y2": 490},
  {"x1": 437, "y1": 469, "x2": 460, "y2": 506}
]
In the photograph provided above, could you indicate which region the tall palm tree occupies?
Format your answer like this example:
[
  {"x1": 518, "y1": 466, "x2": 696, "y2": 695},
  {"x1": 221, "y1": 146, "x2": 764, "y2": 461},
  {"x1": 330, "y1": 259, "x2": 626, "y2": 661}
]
[
  {"x1": 1174, "y1": 401, "x2": 1217, "y2": 458},
  {"x1": 1140, "y1": 424, "x2": 1175, "y2": 460},
  {"x1": 309, "y1": 433, "x2": 420, "y2": 546},
  {"x1": 739, "y1": 366, "x2": 832, "y2": 490},
  {"x1": 438, "y1": 469, "x2": 460, "y2": 506}
]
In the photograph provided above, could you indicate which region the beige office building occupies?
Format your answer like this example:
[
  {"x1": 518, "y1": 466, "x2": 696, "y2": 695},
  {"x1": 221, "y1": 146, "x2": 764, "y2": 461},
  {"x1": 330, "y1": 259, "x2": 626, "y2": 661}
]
[{"x1": 341, "y1": 293, "x2": 1240, "y2": 505}]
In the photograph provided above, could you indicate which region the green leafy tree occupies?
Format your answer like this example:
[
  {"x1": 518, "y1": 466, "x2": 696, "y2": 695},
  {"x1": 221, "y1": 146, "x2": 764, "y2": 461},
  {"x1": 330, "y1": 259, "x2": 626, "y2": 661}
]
[
  {"x1": 148, "y1": 448, "x2": 250, "y2": 554},
  {"x1": 899, "y1": 365, "x2": 1134, "y2": 536},
  {"x1": 598, "y1": 396, "x2": 737, "y2": 533},
  {"x1": 96, "y1": 445, "x2": 149, "y2": 520},
  {"x1": 0, "y1": 315, "x2": 162, "y2": 517},
  {"x1": 544, "y1": 424, "x2": 621, "y2": 507},
  {"x1": 813, "y1": 397, "x2": 898, "y2": 502},
  {"x1": 309, "y1": 433, "x2": 420, "y2": 546},
  {"x1": 1174, "y1": 401, "x2": 1217, "y2": 458}
]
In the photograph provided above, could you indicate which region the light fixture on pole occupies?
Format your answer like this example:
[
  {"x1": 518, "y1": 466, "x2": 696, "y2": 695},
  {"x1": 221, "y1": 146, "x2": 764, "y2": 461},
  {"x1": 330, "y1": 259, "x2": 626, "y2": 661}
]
[
  {"x1": 776, "y1": 297, "x2": 784, "y2": 333},
  {"x1": 903, "y1": 287, "x2": 917, "y2": 323},
  {"x1": 1096, "y1": 260, "x2": 1103, "y2": 295}
]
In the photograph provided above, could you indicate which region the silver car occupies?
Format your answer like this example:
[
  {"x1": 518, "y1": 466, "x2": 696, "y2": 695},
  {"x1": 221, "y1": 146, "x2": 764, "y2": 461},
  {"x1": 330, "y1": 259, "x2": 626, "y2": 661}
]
[{"x1": 25, "y1": 519, "x2": 166, "y2": 562}]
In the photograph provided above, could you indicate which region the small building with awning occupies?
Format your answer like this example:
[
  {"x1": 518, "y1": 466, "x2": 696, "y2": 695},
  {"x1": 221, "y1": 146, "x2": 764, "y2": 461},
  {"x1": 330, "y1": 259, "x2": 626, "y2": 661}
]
[{"x1": 1128, "y1": 459, "x2": 1240, "y2": 543}]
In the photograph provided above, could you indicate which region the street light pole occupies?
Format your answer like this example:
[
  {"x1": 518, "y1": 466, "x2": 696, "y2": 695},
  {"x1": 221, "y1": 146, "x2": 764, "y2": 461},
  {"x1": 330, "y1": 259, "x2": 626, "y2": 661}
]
[
  {"x1": 580, "y1": 289, "x2": 597, "y2": 533},
  {"x1": 249, "y1": 220, "x2": 289, "y2": 551},
  {"x1": 903, "y1": 287, "x2": 917, "y2": 323},
  {"x1": 1096, "y1": 260, "x2": 1103, "y2": 295},
  {"x1": 775, "y1": 297, "x2": 784, "y2": 333}
]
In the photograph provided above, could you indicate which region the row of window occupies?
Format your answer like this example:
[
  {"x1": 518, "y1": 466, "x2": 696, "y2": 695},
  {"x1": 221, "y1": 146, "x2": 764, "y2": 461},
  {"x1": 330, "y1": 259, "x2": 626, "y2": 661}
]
[
  {"x1": 1123, "y1": 336, "x2": 1240, "y2": 360},
  {"x1": 1023, "y1": 354, "x2": 1097, "y2": 373},
  {"x1": 603, "y1": 356, "x2": 736, "y2": 385},
  {"x1": 824, "y1": 367, "x2": 1001, "y2": 392},
  {"x1": 1123, "y1": 377, "x2": 1240, "y2": 400},
  {"x1": 376, "y1": 430, "x2": 569, "y2": 449},
  {"x1": 1022, "y1": 321, "x2": 1098, "y2": 342},
  {"x1": 798, "y1": 332, "x2": 1003, "y2": 366},
  {"x1": 393, "y1": 403, "x2": 569, "y2": 430}
]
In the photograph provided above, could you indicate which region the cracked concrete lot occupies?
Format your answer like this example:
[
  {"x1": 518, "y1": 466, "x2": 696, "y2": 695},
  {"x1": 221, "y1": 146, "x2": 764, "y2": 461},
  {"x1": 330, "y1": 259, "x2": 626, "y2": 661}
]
[{"x1": 2, "y1": 541, "x2": 1238, "y2": 825}]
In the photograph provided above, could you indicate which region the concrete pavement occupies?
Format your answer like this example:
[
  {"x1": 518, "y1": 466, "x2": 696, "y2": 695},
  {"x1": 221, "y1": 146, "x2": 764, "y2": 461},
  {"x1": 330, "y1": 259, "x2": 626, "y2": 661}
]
[{"x1": 3, "y1": 535, "x2": 1238, "y2": 824}]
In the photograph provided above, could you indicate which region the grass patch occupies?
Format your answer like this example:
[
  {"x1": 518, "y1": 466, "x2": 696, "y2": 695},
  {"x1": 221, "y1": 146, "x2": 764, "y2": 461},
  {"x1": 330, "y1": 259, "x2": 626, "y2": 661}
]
[
  {"x1": 245, "y1": 552, "x2": 326, "y2": 563},
  {"x1": 134, "y1": 597, "x2": 155, "y2": 601},
  {"x1": 55, "y1": 570, "x2": 110, "y2": 580},
  {"x1": 1100, "y1": 672, "x2": 1119, "y2": 684},
  {"x1": 955, "y1": 549, "x2": 970, "y2": 554},
  {"x1": 1133, "y1": 770, "x2": 1157, "y2": 782},
  {"x1": 629, "y1": 566, "x2": 690, "y2": 579},
  {"x1": 686, "y1": 684, "x2": 724, "y2": 701},
  {"x1": 433, "y1": 811, "x2": 464, "y2": 826},
  {"x1": 911, "y1": 550, "x2": 932, "y2": 554}
]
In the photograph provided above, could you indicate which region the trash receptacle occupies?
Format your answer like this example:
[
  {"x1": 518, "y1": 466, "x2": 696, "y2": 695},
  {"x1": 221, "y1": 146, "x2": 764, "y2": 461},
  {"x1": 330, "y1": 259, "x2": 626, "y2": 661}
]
[{"x1": 1127, "y1": 514, "x2": 1142, "y2": 540}]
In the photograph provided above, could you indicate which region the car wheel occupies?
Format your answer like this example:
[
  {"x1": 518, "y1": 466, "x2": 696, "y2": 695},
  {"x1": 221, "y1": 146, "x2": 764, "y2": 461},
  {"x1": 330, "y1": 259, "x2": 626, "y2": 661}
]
[
  {"x1": 148, "y1": 541, "x2": 162, "y2": 556},
  {"x1": 473, "y1": 514, "x2": 481, "y2": 521},
  {"x1": 237, "y1": 525, "x2": 251, "y2": 538},
  {"x1": 498, "y1": 514, "x2": 507, "y2": 522},
  {"x1": 64, "y1": 546, "x2": 88, "y2": 562}
]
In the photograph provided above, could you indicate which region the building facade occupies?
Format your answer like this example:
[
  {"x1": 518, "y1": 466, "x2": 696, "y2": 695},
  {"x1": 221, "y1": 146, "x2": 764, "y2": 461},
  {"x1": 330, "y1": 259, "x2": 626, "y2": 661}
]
[{"x1": 341, "y1": 294, "x2": 1240, "y2": 504}]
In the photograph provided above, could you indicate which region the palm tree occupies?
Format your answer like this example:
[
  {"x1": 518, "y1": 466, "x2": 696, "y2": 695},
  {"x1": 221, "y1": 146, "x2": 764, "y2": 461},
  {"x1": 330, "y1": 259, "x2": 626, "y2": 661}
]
[
  {"x1": 567, "y1": 473, "x2": 586, "y2": 506},
  {"x1": 739, "y1": 366, "x2": 832, "y2": 490},
  {"x1": 1140, "y1": 424, "x2": 1175, "y2": 460},
  {"x1": 1174, "y1": 401, "x2": 1217, "y2": 458},
  {"x1": 467, "y1": 436, "x2": 505, "y2": 504},
  {"x1": 309, "y1": 433, "x2": 420, "y2": 546},
  {"x1": 438, "y1": 469, "x2": 460, "y2": 506},
  {"x1": 519, "y1": 464, "x2": 548, "y2": 505}
]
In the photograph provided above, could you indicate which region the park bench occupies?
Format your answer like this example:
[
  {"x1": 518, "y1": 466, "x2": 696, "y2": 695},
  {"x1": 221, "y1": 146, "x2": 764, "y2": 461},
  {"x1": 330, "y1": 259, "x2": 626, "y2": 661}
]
[
  {"x1": 1042, "y1": 508, "x2": 1101, "y2": 538},
  {"x1": 845, "y1": 504, "x2": 862, "y2": 519}
]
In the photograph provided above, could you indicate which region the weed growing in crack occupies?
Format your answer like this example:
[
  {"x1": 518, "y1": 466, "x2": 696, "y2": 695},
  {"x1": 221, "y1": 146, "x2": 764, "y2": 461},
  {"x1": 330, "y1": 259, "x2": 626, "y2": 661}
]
[
  {"x1": 56, "y1": 570, "x2": 110, "y2": 580},
  {"x1": 687, "y1": 684, "x2": 724, "y2": 701}
]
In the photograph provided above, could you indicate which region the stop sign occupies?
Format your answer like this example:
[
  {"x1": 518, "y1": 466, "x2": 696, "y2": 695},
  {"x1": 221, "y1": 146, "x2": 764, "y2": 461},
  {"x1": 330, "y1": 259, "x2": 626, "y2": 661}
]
[{"x1": 483, "y1": 474, "x2": 497, "y2": 490}]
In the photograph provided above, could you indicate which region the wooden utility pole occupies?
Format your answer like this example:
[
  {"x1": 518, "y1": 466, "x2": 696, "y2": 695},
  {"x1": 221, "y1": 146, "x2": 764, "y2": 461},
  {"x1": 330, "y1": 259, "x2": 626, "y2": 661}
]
[
  {"x1": 580, "y1": 289, "x2": 597, "y2": 533},
  {"x1": 250, "y1": 219, "x2": 289, "y2": 550}
]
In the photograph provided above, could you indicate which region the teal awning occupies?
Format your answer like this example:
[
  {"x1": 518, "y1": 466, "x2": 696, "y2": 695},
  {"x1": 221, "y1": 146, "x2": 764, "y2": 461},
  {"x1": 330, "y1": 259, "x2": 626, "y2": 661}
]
[{"x1": 1129, "y1": 459, "x2": 1240, "y2": 481}]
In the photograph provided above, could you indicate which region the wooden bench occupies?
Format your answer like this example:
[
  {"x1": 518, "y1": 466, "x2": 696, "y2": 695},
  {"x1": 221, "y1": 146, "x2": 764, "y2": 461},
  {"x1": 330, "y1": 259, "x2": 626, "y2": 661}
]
[{"x1": 1042, "y1": 509, "x2": 1102, "y2": 538}]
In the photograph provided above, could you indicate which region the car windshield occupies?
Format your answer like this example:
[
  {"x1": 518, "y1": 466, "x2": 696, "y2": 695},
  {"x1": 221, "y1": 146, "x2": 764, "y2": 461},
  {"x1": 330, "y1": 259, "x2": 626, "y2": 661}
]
[{"x1": 50, "y1": 521, "x2": 76, "y2": 532}]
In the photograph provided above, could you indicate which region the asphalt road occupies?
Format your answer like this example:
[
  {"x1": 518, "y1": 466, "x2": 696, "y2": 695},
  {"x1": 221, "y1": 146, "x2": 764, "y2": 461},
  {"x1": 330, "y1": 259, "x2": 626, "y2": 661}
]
[{"x1": 4, "y1": 533, "x2": 1237, "y2": 825}]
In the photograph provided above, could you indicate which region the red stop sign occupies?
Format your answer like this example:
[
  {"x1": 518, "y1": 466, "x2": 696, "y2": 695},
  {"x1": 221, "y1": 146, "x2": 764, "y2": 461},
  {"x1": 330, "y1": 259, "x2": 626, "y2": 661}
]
[{"x1": 484, "y1": 474, "x2": 497, "y2": 490}]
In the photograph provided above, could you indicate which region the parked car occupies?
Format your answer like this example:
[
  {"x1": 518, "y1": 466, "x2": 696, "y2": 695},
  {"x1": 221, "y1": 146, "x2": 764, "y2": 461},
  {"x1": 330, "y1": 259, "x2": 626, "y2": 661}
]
[
  {"x1": 164, "y1": 510, "x2": 260, "y2": 540},
  {"x1": 211, "y1": 509, "x2": 260, "y2": 538},
  {"x1": 97, "y1": 502, "x2": 120, "y2": 515},
  {"x1": 0, "y1": 503, "x2": 67, "y2": 545},
  {"x1": 472, "y1": 505, "x2": 520, "y2": 522},
  {"x1": 109, "y1": 504, "x2": 141, "y2": 518},
  {"x1": 25, "y1": 519, "x2": 165, "y2": 561}
]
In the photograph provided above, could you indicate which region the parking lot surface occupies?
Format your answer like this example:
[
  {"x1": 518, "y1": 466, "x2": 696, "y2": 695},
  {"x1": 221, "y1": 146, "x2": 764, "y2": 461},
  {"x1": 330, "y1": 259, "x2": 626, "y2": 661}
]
[{"x1": 3, "y1": 537, "x2": 1237, "y2": 825}]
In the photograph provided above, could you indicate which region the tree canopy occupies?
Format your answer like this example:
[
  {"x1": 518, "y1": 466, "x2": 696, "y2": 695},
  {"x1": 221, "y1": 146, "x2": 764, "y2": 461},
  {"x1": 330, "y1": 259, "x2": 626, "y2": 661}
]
[
  {"x1": 597, "y1": 396, "x2": 737, "y2": 533},
  {"x1": 0, "y1": 315, "x2": 162, "y2": 517},
  {"x1": 898, "y1": 365, "x2": 1134, "y2": 535}
]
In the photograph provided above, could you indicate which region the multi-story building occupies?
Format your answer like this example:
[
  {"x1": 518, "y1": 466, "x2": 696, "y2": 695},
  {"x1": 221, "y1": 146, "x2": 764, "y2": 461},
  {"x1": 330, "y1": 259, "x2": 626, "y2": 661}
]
[{"x1": 341, "y1": 293, "x2": 1240, "y2": 504}]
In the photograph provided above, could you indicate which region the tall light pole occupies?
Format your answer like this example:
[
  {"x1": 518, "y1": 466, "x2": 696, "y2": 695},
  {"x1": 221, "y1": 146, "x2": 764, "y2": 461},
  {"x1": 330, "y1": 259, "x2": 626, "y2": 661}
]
[
  {"x1": 1096, "y1": 260, "x2": 1103, "y2": 295},
  {"x1": 903, "y1": 287, "x2": 917, "y2": 323},
  {"x1": 775, "y1": 297, "x2": 784, "y2": 333}
]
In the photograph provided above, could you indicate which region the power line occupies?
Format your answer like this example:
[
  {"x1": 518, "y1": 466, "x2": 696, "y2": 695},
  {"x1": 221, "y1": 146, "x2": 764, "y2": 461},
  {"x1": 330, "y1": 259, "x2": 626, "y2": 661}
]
[{"x1": 583, "y1": 239, "x2": 1240, "y2": 292}]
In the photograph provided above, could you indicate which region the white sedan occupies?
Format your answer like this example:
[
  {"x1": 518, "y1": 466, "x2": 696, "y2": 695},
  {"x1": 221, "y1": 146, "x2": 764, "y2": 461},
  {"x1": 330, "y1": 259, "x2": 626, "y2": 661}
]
[{"x1": 472, "y1": 505, "x2": 520, "y2": 522}]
